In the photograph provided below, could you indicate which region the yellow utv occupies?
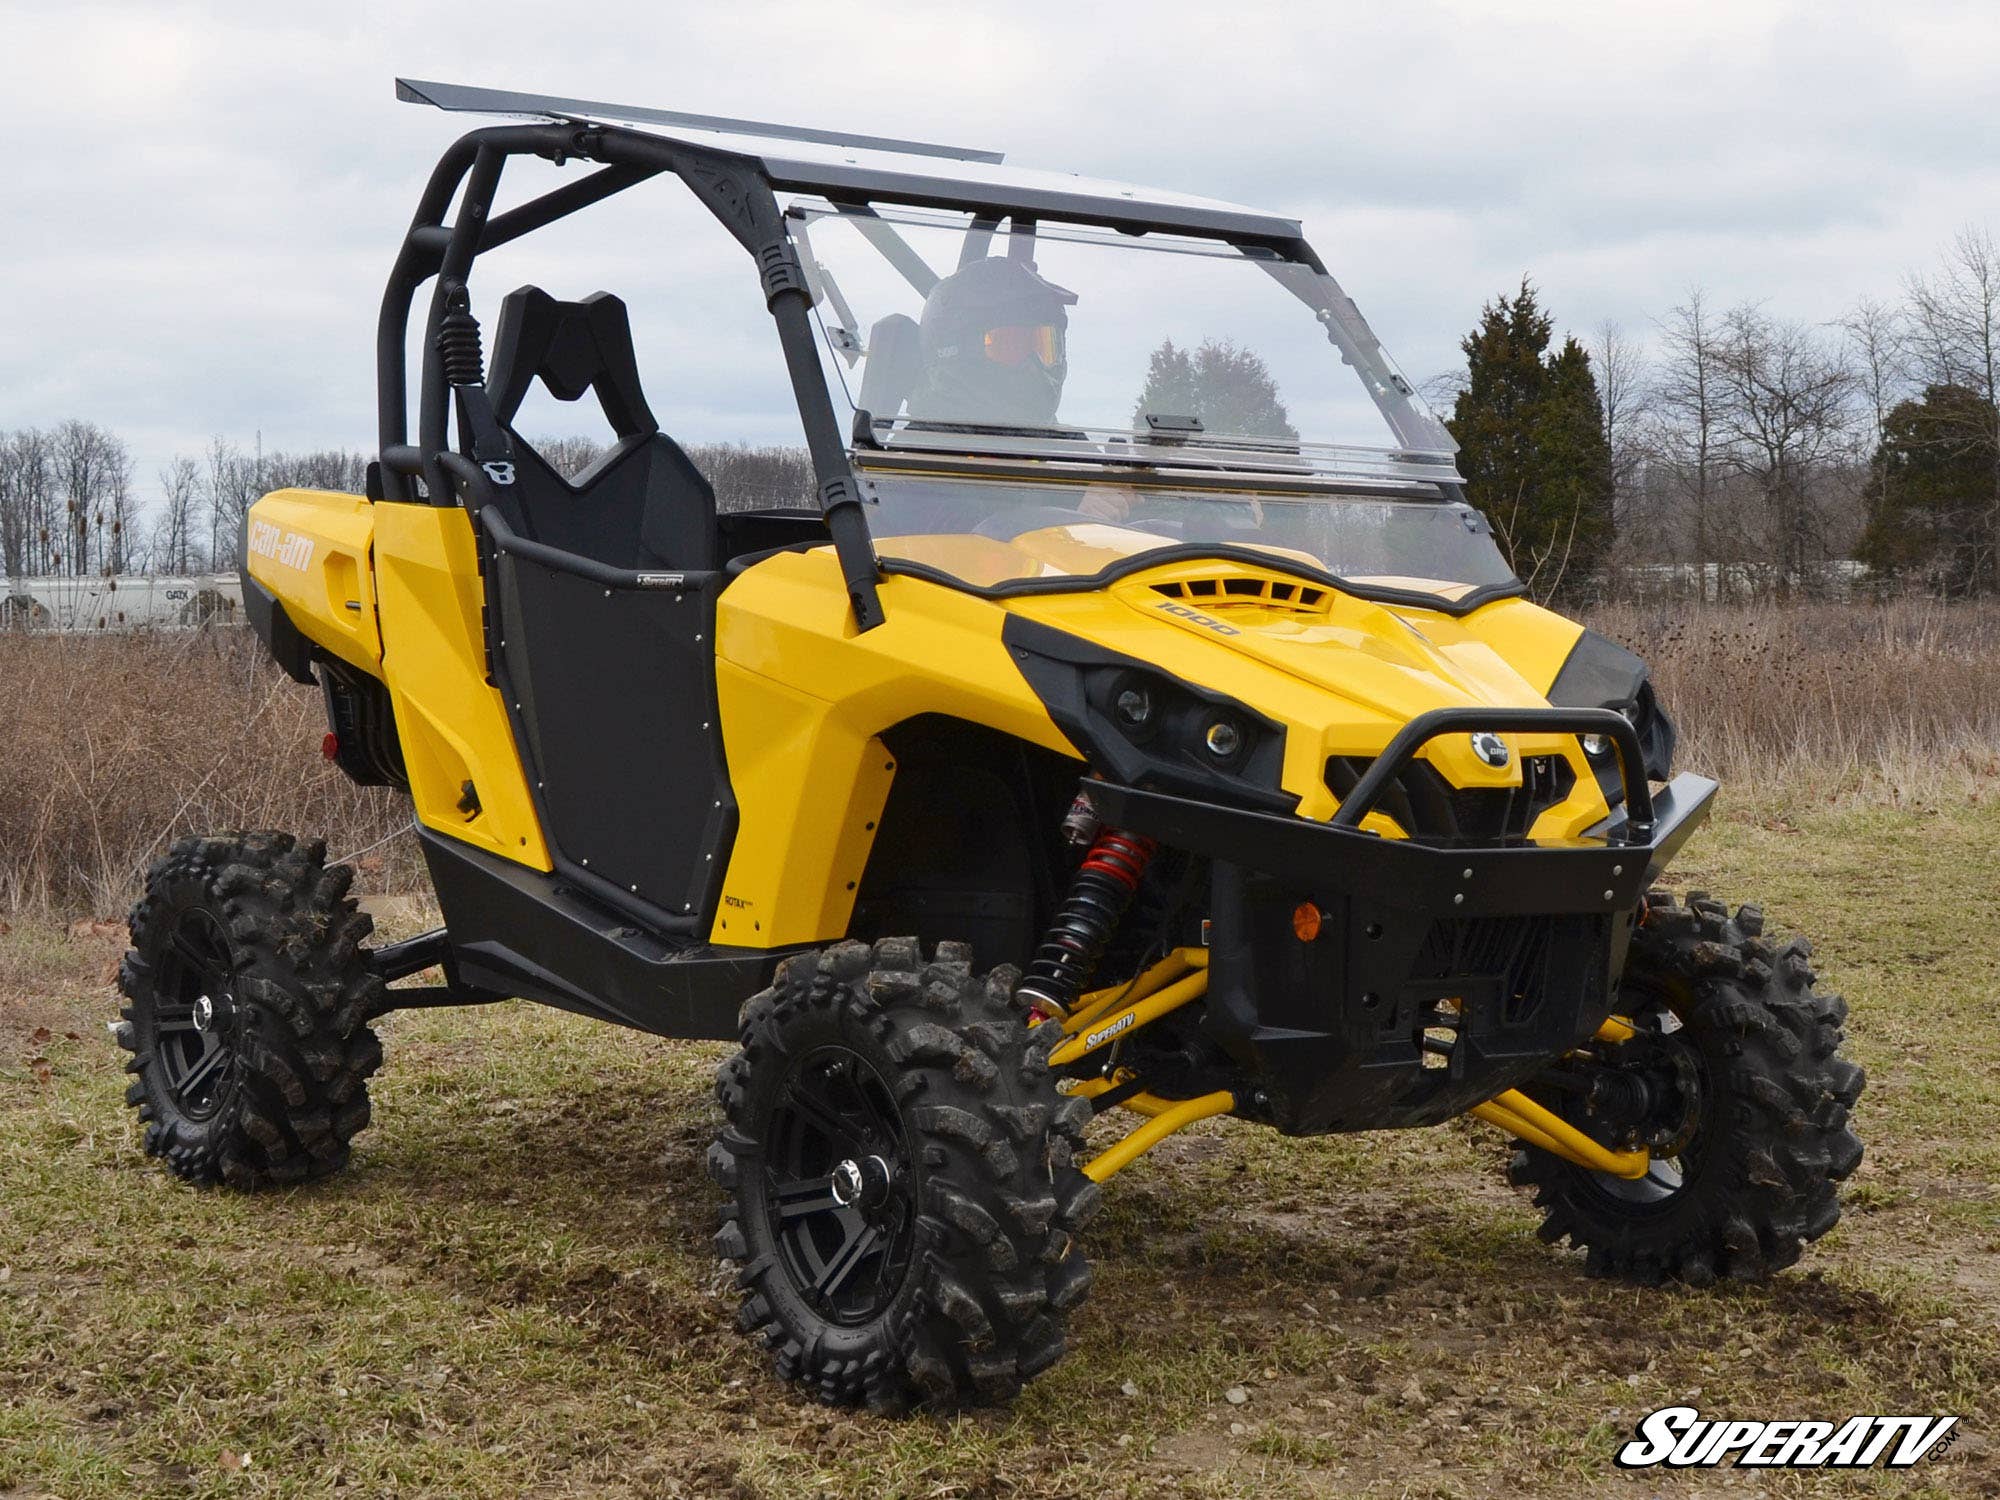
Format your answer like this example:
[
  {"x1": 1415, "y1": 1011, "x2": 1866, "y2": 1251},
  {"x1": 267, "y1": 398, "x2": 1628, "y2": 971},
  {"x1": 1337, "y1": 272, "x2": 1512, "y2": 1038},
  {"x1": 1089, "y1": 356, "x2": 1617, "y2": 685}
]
[{"x1": 116, "y1": 80, "x2": 1865, "y2": 1411}]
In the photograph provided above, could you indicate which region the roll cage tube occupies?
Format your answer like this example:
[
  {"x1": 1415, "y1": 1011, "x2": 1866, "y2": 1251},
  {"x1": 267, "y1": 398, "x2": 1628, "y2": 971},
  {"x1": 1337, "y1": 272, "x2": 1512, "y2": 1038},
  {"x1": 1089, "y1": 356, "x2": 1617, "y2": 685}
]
[
  {"x1": 371, "y1": 120, "x2": 887, "y2": 629},
  {"x1": 371, "y1": 108, "x2": 1429, "y2": 629}
]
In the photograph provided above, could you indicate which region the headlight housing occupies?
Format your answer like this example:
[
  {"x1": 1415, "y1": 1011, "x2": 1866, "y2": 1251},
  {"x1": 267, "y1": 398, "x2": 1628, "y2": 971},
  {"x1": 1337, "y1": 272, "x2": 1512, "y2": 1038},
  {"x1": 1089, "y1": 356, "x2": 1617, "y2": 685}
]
[
  {"x1": 1005, "y1": 617, "x2": 1296, "y2": 812},
  {"x1": 1548, "y1": 629, "x2": 1678, "y2": 803}
]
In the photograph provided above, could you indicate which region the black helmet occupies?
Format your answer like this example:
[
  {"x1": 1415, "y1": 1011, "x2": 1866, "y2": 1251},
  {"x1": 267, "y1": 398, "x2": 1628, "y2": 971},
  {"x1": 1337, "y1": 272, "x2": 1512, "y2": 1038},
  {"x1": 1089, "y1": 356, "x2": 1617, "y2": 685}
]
[{"x1": 908, "y1": 256, "x2": 1077, "y2": 426}]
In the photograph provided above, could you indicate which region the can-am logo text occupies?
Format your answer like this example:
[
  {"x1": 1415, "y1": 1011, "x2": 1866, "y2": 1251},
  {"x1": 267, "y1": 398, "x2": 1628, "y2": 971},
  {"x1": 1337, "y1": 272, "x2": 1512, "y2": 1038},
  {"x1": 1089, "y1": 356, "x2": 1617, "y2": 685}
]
[
  {"x1": 1616, "y1": 1406, "x2": 1958, "y2": 1470},
  {"x1": 247, "y1": 519, "x2": 314, "y2": 572}
]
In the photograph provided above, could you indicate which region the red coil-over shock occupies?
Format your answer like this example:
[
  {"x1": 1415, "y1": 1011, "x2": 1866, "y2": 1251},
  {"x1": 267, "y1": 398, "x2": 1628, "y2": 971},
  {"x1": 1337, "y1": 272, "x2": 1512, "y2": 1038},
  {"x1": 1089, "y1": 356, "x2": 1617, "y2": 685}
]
[{"x1": 1016, "y1": 817, "x2": 1159, "y2": 1016}]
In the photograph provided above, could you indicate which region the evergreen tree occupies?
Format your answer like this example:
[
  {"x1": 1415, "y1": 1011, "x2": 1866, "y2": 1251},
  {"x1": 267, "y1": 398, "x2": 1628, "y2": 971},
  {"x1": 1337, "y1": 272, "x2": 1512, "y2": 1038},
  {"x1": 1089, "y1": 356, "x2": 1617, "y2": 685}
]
[
  {"x1": 1539, "y1": 335, "x2": 1616, "y2": 568},
  {"x1": 1447, "y1": 282, "x2": 1613, "y2": 597},
  {"x1": 1856, "y1": 383, "x2": 2000, "y2": 594},
  {"x1": 1134, "y1": 338, "x2": 1298, "y2": 440}
]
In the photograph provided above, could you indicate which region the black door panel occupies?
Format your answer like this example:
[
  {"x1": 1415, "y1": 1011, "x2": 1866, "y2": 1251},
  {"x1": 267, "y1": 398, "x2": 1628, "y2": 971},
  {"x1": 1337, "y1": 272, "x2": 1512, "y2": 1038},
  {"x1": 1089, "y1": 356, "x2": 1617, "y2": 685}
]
[{"x1": 491, "y1": 549, "x2": 733, "y2": 924}]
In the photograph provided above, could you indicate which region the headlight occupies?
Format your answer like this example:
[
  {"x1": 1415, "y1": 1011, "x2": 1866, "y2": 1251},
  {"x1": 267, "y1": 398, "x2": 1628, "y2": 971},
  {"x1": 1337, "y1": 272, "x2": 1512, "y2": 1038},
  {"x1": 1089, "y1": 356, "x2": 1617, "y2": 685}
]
[
  {"x1": 1115, "y1": 684, "x2": 1154, "y2": 731},
  {"x1": 1004, "y1": 616, "x2": 1297, "y2": 814},
  {"x1": 1549, "y1": 629, "x2": 1678, "y2": 788}
]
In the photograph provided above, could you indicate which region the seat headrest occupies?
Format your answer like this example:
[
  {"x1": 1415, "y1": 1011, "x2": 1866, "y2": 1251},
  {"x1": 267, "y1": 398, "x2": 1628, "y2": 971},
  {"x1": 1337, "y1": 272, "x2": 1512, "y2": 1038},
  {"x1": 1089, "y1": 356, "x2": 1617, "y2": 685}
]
[{"x1": 488, "y1": 287, "x2": 658, "y2": 439}]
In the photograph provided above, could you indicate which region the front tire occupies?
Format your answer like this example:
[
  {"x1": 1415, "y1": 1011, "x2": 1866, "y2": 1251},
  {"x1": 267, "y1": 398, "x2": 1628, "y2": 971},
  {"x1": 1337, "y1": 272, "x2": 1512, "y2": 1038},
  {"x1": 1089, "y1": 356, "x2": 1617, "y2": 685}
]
[
  {"x1": 115, "y1": 833, "x2": 385, "y2": 1188},
  {"x1": 1510, "y1": 891, "x2": 1865, "y2": 1284},
  {"x1": 708, "y1": 938, "x2": 1098, "y2": 1410}
]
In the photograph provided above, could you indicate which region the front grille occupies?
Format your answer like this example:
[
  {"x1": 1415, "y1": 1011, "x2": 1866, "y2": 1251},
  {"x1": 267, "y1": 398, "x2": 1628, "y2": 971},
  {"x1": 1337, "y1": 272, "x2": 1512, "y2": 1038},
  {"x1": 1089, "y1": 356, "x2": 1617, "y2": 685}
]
[
  {"x1": 1409, "y1": 914, "x2": 1559, "y2": 1027},
  {"x1": 1327, "y1": 753, "x2": 1575, "y2": 845}
]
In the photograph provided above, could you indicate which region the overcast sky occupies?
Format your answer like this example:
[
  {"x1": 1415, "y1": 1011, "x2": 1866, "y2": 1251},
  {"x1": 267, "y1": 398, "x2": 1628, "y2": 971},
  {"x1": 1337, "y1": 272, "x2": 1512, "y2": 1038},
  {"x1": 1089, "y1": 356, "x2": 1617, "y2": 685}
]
[{"x1": 4, "y1": 0, "x2": 1996, "y2": 507}]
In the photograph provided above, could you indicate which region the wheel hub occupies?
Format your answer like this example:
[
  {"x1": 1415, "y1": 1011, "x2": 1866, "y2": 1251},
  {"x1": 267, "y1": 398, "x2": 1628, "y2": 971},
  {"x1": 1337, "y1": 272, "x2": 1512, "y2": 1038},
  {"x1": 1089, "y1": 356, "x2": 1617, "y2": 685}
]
[
  {"x1": 1591, "y1": 1026, "x2": 1702, "y2": 1156},
  {"x1": 830, "y1": 1154, "x2": 892, "y2": 1211},
  {"x1": 192, "y1": 994, "x2": 215, "y2": 1033}
]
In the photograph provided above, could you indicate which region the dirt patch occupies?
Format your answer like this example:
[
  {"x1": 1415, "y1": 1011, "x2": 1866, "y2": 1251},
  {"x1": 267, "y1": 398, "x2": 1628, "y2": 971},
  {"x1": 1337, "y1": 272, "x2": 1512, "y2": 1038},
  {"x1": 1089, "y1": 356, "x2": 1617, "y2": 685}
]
[{"x1": 5, "y1": 796, "x2": 2000, "y2": 1497}]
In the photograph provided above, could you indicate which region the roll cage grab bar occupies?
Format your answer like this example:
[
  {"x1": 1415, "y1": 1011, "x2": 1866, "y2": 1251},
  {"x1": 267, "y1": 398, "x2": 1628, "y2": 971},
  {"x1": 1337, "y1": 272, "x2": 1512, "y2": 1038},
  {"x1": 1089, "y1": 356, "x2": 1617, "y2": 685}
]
[
  {"x1": 372, "y1": 110, "x2": 1366, "y2": 633},
  {"x1": 374, "y1": 120, "x2": 890, "y2": 630}
]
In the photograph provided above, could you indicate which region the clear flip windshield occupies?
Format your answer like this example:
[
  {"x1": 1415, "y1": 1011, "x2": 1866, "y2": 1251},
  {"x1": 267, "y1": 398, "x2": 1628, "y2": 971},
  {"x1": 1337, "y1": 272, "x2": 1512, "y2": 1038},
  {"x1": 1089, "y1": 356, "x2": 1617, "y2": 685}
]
[
  {"x1": 788, "y1": 205, "x2": 1460, "y2": 482},
  {"x1": 859, "y1": 471, "x2": 1518, "y2": 599}
]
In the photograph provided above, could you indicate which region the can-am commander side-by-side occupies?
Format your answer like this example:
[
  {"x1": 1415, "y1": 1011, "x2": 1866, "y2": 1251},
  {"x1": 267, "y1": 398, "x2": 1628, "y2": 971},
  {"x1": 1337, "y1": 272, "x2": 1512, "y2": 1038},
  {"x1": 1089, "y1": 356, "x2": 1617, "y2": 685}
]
[{"x1": 115, "y1": 80, "x2": 1865, "y2": 1410}]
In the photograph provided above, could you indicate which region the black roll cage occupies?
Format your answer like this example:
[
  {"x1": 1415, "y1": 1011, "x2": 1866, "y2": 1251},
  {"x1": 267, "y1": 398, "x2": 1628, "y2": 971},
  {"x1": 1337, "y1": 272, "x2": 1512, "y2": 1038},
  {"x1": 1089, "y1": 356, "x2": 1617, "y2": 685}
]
[{"x1": 373, "y1": 116, "x2": 1338, "y2": 632}]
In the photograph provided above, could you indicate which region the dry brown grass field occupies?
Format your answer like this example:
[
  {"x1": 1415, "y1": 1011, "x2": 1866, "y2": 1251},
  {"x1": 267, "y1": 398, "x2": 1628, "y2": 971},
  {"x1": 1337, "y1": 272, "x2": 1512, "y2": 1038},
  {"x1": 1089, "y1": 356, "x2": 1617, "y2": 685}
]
[{"x1": 3, "y1": 604, "x2": 1998, "y2": 1498}]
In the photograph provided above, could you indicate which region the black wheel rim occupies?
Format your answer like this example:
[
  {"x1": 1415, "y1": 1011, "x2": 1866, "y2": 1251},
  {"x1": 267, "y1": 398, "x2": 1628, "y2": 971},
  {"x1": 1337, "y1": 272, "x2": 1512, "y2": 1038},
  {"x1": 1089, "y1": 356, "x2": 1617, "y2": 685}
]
[
  {"x1": 762, "y1": 1045, "x2": 917, "y2": 1327},
  {"x1": 154, "y1": 907, "x2": 236, "y2": 1121}
]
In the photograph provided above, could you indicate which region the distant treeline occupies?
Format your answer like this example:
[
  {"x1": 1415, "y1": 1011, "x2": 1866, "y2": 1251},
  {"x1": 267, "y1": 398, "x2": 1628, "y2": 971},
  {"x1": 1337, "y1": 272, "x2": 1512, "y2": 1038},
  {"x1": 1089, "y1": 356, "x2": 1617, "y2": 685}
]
[
  {"x1": 1440, "y1": 226, "x2": 2000, "y2": 602},
  {"x1": 0, "y1": 430, "x2": 814, "y2": 580},
  {"x1": 8, "y1": 221, "x2": 1995, "y2": 600}
]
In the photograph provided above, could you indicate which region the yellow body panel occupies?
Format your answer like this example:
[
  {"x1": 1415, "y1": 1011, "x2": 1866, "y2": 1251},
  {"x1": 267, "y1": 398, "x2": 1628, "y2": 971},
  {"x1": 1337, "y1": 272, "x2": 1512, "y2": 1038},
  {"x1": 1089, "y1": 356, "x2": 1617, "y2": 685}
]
[
  {"x1": 243, "y1": 489, "x2": 381, "y2": 673},
  {"x1": 246, "y1": 487, "x2": 1612, "y2": 948},
  {"x1": 1453, "y1": 593, "x2": 1589, "y2": 696},
  {"x1": 246, "y1": 489, "x2": 549, "y2": 868},
  {"x1": 707, "y1": 538, "x2": 1614, "y2": 949},
  {"x1": 1004, "y1": 551, "x2": 1610, "y2": 839},
  {"x1": 369, "y1": 505, "x2": 551, "y2": 869},
  {"x1": 710, "y1": 551, "x2": 1081, "y2": 947}
]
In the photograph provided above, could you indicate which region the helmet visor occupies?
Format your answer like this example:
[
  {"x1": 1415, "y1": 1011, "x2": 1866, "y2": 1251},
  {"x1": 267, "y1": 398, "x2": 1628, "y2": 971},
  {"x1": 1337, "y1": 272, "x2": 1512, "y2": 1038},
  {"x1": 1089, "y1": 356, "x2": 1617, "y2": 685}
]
[{"x1": 982, "y1": 323, "x2": 1064, "y2": 368}]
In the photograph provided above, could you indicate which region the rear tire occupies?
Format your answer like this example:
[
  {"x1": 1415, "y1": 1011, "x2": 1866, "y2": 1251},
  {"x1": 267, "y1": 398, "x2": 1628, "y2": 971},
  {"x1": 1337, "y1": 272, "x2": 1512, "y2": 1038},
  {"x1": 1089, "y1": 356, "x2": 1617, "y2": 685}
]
[
  {"x1": 708, "y1": 937, "x2": 1097, "y2": 1411},
  {"x1": 1510, "y1": 891, "x2": 1865, "y2": 1284},
  {"x1": 115, "y1": 833, "x2": 385, "y2": 1188}
]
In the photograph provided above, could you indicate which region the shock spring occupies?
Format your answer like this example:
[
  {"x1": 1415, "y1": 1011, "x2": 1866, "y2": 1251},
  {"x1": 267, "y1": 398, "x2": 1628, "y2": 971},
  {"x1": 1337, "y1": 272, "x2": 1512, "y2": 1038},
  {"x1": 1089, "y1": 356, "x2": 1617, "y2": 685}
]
[{"x1": 1016, "y1": 827, "x2": 1158, "y2": 1015}]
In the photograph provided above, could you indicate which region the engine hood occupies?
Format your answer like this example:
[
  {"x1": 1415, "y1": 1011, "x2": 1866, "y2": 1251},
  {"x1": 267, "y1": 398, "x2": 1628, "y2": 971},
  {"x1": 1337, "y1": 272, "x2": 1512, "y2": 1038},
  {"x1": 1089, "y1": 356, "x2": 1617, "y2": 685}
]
[{"x1": 1000, "y1": 549, "x2": 1594, "y2": 825}]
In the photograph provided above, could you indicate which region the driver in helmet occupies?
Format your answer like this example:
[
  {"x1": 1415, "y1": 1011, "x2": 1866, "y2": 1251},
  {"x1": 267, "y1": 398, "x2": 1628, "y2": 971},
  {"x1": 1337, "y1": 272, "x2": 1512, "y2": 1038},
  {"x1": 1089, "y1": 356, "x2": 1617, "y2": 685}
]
[
  {"x1": 902, "y1": 254, "x2": 1186, "y2": 534},
  {"x1": 906, "y1": 256, "x2": 1077, "y2": 429}
]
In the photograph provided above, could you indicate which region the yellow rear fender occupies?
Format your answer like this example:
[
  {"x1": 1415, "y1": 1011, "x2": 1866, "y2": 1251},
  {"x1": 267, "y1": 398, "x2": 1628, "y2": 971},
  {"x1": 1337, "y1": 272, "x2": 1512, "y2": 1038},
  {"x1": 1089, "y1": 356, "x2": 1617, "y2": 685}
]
[
  {"x1": 371, "y1": 504, "x2": 551, "y2": 868},
  {"x1": 243, "y1": 489, "x2": 381, "y2": 674}
]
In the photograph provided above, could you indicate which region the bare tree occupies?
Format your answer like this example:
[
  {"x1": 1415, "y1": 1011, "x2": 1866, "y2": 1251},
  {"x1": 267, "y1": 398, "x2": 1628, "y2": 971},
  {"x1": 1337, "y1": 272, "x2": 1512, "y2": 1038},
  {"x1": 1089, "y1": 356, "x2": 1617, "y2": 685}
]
[
  {"x1": 49, "y1": 419, "x2": 131, "y2": 578},
  {"x1": 1592, "y1": 321, "x2": 1652, "y2": 592},
  {"x1": 6, "y1": 429, "x2": 56, "y2": 577},
  {"x1": 0, "y1": 433, "x2": 29, "y2": 580},
  {"x1": 104, "y1": 455, "x2": 137, "y2": 574},
  {"x1": 1594, "y1": 321, "x2": 1650, "y2": 482},
  {"x1": 1651, "y1": 289, "x2": 1725, "y2": 596},
  {"x1": 530, "y1": 434, "x2": 607, "y2": 480},
  {"x1": 1840, "y1": 295, "x2": 1910, "y2": 451},
  {"x1": 153, "y1": 456, "x2": 205, "y2": 573},
  {"x1": 203, "y1": 437, "x2": 263, "y2": 567},
  {"x1": 1715, "y1": 305, "x2": 1860, "y2": 595},
  {"x1": 689, "y1": 443, "x2": 818, "y2": 511},
  {"x1": 1418, "y1": 368, "x2": 1470, "y2": 410},
  {"x1": 262, "y1": 448, "x2": 371, "y2": 495}
]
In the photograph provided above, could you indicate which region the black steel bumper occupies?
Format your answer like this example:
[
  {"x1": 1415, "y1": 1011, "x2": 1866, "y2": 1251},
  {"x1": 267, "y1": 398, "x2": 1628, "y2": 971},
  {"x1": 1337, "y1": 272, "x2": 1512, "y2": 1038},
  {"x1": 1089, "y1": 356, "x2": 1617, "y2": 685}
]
[
  {"x1": 1087, "y1": 771, "x2": 1715, "y2": 923},
  {"x1": 1083, "y1": 707, "x2": 1718, "y2": 1134}
]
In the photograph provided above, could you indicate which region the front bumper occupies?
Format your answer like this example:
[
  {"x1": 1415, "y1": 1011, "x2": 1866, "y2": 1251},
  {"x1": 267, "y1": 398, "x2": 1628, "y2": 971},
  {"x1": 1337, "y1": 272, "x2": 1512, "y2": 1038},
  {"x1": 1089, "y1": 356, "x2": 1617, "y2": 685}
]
[
  {"x1": 1084, "y1": 708, "x2": 1717, "y2": 1135},
  {"x1": 1087, "y1": 772, "x2": 1716, "y2": 922}
]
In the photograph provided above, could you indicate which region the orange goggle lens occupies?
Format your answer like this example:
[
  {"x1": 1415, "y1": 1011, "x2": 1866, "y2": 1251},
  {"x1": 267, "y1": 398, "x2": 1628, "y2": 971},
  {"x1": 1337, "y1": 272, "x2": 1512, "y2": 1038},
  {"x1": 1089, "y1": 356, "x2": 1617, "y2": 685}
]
[{"x1": 983, "y1": 324, "x2": 1061, "y2": 367}]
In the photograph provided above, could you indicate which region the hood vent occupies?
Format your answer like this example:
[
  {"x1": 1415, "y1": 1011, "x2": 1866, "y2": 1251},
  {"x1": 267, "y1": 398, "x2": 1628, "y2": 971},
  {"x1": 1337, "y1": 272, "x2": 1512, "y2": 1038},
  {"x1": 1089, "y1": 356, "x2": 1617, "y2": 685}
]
[{"x1": 1151, "y1": 576, "x2": 1330, "y2": 617}]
